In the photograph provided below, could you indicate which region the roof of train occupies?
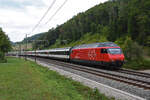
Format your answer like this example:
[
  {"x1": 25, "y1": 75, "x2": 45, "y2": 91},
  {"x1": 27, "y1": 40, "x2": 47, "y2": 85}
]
[
  {"x1": 72, "y1": 42, "x2": 119, "y2": 49},
  {"x1": 35, "y1": 47, "x2": 71, "y2": 52}
]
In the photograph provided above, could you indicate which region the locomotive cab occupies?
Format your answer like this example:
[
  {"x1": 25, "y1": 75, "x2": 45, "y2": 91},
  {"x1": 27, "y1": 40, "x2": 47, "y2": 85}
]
[{"x1": 102, "y1": 48, "x2": 124, "y2": 67}]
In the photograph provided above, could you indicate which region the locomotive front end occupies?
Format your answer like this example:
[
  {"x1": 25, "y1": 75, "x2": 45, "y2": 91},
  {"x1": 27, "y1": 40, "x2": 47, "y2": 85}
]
[{"x1": 107, "y1": 48, "x2": 125, "y2": 67}]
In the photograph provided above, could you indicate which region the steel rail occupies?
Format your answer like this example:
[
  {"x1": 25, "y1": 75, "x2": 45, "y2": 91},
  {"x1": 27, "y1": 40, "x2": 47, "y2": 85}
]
[{"x1": 118, "y1": 69, "x2": 150, "y2": 78}]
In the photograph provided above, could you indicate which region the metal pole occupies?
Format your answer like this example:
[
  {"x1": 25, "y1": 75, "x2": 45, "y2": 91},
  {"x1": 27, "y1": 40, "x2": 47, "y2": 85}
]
[
  {"x1": 34, "y1": 40, "x2": 36, "y2": 62},
  {"x1": 35, "y1": 49, "x2": 36, "y2": 62},
  {"x1": 25, "y1": 34, "x2": 27, "y2": 61},
  {"x1": 19, "y1": 43, "x2": 21, "y2": 59}
]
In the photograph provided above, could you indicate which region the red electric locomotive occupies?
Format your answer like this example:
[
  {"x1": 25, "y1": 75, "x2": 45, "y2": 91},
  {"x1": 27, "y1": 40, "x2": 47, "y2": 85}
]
[{"x1": 70, "y1": 42, "x2": 124, "y2": 69}]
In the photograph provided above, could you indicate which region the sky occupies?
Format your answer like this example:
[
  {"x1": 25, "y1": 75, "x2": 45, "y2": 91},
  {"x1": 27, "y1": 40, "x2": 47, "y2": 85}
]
[{"x1": 0, "y1": 0, "x2": 107, "y2": 42}]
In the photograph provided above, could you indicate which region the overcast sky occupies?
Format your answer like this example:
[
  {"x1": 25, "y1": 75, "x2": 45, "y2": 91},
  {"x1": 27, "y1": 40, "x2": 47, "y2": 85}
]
[{"x1": 0, "y1": 0, "x2": 107, "y2": 42}]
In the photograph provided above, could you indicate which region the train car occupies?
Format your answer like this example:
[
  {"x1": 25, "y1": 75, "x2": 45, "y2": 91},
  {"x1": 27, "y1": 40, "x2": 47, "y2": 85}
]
[
  {"x1": 25, "y1": 47, "x2": 71, "y2": 60},
  {"x1": 47, "y1": 47, "x2": 71, "y2": 60},
  {"x1": 70, "y1": 42, "x2": 124, "y2": 69}
]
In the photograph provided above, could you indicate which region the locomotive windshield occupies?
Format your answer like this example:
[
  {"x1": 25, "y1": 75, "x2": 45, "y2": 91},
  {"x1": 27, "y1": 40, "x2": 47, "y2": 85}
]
[{"x1": 107, "y1": 48, "x2": 122, "y2": 54}]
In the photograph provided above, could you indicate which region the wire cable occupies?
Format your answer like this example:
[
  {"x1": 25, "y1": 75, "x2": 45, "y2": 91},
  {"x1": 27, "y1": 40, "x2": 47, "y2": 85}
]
[
  {"x1": 31, "y1": 0, "x2": 56, "y2": 34},
  {"x1": 44, "y1": 0, "x2": 68, "y2": 25}
]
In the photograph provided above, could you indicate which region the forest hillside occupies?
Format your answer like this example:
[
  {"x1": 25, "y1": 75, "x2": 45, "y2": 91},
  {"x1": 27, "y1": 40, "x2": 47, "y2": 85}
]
[{"x1": 34, "y1": 0, "x2": 150, "y2": 48}]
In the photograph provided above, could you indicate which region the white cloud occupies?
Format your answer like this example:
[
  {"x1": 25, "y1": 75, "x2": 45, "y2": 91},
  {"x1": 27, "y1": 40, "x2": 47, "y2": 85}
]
[{"x1": 0, "y1": 0, "x2": 108, "y2": 42}]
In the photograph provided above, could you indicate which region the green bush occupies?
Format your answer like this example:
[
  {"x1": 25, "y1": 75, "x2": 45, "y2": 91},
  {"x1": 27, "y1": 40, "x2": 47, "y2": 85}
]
[
  {"x1": 118, "y1": 36, "x2": 150, "y2": 70},
  {"x1": 123, "y1": 58, "x2": 150, "y2": 70},
  {"x1": 122, "y1": 36, "x2": 143, "y2": 61}
]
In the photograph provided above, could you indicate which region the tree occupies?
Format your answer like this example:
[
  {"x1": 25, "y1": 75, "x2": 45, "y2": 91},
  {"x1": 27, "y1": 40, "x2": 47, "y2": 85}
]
[{"x1": 0, "y1": 28, "x2": 11, "y2": 62}]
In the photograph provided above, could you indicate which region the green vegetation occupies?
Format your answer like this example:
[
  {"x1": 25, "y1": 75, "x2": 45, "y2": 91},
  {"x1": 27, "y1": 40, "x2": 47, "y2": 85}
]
[
  {"x1": 116, "y1": 36, "x2": 150, "y2": 70},
  {"x1": 0, "y1": 28, "x2": 11, "y2": 62},
  {"x1": 13, "y1": 43, "x2": 33, "y2": 51},
  {"x1": 123, "y1": 59, "x2": 150, "y2": 70},
  {"x1": 50, "y1": 33, "x2": 108, "y2": 48},
  {"x1": 13, "y1": 33, "x2": 44, "y2": 51},
  {"x1": 20, "y1": 32, "x2": 44, "y2": 44},
  {"x1": 0, "y1": 57, "x2": 113, "y2": 100}
]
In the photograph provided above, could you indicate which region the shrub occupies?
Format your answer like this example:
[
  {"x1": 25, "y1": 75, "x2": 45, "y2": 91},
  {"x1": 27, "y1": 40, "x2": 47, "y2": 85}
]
[{"x1": 122, "y1": 36, "x2": 143, "y2": 61}]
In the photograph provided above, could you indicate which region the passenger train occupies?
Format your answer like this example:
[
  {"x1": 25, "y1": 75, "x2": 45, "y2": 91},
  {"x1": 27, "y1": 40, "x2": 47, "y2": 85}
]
[{"x1": 9, "y1": 42, "x2": 125, "y2": 69}]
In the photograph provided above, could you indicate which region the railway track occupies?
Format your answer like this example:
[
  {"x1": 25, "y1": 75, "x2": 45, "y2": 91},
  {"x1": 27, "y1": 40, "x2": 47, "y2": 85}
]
[
  {"x1": 118, "y1": 69, "x2": 150, "y2": 78},
  {"x1": 34, "y1": 57, "x2": 150, "y2": 90}
]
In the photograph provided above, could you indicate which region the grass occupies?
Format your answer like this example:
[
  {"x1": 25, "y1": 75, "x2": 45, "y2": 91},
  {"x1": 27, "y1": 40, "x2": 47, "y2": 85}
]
[{"x1": 0, "y1": 57, "x2": 112, "y2": 100}]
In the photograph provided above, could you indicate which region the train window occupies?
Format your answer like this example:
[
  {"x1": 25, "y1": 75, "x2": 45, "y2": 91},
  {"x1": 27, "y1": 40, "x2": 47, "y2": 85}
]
[
  {"x1": 101, "y1": 49, "x2": 108, "y2": 53},
  {"x1": 107, "y1": 48, "x2": 122, "y2": 54}
]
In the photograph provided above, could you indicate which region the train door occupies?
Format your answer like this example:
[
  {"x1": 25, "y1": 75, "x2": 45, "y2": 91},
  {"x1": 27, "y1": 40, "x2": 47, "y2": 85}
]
[{"x1": 100, "y1": 48, "x2": 107, "y2": 61}]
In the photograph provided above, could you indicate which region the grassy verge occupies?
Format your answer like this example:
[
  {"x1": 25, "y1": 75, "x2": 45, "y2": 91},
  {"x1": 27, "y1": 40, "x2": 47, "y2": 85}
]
[{"x1": 0, "y1": 57, "x2": 113, "y2": 100}]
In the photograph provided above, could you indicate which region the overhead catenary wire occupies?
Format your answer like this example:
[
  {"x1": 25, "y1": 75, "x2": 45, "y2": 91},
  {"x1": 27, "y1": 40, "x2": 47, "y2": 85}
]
[
  {"x1": 44, "y1": 0, "x2": 68, "y2": 25},
  {"x1": 31, "y1": 0, "x2": 57, "y2": 34}
]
